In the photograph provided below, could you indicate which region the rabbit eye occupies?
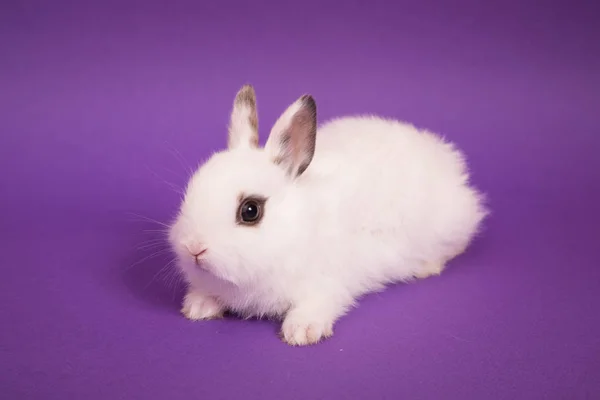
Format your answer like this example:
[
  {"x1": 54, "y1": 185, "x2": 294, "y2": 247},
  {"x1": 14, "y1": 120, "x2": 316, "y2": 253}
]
[{"x1": 237, "y1": 196, "x2": 266, "y2": 226}]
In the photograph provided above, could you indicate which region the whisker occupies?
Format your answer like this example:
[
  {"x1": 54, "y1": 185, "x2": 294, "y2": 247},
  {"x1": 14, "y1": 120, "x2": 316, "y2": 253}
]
[
  {"x1": 168, "y1": 270, "x2": 183, "y2": 287},
  {"x1": 168, "y1": 273, "x2": 184, "y2": 302},
  {"x1": 142, "y1": 229, "x2": 170, "y2": 234},
  {"x1": 126, "y1": 212, "x2": 171, "y2": 229},
  {"x1": 136, "y1": 238, "x2": 167, "y2": 247},
  {"x1": 144, "y1": 258, "x2": 179, "y2": 290},
  {"x1": 166, "y1": 144, "x2": 194, "y2": 178},
  {"x1": 145, "y1": 165, "x2": 185, "y2": 196},
  {"x1": 161, "y1": 165, "x2": 186, "y2": 179},
  {"x1": 160, "y1": 260, "x2": 183, "y2": 296},
  {"x1": 125, "y1": 248, "x2": 173, "y2": 271},
  {"x1": 137, "y1": 242, "x2": 169, "y2": 251}
]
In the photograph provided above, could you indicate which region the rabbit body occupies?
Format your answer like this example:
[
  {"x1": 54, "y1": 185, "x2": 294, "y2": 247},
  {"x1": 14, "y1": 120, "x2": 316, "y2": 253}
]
[{"x1": 169, "y1": 86, "x2": 487, "y2": 345}]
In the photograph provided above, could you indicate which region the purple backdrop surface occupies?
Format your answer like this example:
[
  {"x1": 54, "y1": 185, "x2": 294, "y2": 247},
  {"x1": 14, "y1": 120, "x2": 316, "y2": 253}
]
[{"x1": 1, "y1": 1, "x2": 599, "y2": 399}]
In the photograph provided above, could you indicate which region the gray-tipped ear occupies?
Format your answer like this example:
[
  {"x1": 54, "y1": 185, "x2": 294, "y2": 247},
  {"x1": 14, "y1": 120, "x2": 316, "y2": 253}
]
[
  {"x1": 265, "y1": 94, "x2": 317, "y2": 178},
  {"x1": 228, "y1": 84, "x2": 259, "y2": 149}
]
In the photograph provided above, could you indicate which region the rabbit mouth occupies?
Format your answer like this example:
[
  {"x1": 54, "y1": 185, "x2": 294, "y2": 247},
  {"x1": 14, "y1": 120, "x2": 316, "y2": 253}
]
[
  {"x1": 195, "y1": 260, "x2": 223, "y2": 279},
  {"x1": 194, "y1": 258, "x2": 209, "y2": 270},
  {"x1": 192, "y1": 260, "x2": 240, "y2": 286}
]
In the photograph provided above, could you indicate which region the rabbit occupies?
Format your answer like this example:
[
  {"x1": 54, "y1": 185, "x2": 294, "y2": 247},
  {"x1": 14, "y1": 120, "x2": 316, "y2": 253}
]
[{"x1": 168, "y1": 84, "x2": 488, "y2": 346}]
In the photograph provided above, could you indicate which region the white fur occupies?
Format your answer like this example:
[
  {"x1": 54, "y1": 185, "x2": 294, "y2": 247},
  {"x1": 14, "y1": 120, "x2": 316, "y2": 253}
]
[{"x1": 169, "y1": 86, "x2": 488, "y2": 346}]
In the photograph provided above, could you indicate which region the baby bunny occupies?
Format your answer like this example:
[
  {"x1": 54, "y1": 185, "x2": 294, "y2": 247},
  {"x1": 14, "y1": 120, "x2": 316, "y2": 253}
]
[{"x1": 169, "y1": 84, "x2": 487, "y2": 346}]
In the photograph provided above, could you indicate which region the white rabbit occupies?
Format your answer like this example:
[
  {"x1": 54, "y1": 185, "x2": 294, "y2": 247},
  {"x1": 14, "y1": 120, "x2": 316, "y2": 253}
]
[{"x1": 168, "y1": 84, "x2": 488, "y2": 346}]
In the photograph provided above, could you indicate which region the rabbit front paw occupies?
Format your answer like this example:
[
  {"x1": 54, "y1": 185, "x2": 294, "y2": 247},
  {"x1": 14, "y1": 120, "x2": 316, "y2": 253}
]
[{"x1": 181, "y1": 290, "x2": 224, "y2": 320}]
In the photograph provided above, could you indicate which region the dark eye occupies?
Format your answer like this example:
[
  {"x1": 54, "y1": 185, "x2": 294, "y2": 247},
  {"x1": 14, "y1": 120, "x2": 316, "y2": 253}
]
[{"x1": 237, "y1": 196, "x2": 265, "y2": 226}]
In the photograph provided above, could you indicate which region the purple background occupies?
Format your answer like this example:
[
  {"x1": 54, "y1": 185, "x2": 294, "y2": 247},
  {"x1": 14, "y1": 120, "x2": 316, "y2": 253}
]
[{"x1": 1, "y1": 1, "x2": 599, "y2": 399}]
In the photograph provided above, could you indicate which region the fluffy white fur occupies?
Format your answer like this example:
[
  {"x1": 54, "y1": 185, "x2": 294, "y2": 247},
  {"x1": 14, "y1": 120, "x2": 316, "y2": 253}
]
[{"x1": 169, "y1": 85, "x2": 488, "y2": 346}]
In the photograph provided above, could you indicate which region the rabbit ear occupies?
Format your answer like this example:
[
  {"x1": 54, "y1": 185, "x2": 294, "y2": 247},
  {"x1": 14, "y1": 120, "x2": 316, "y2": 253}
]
[
  {"x1": 265, "y1": 95, "x2": 317, "y2": 178},
  {"x1": 228, "y1": 84, "x2": 259, "y2": 150}
]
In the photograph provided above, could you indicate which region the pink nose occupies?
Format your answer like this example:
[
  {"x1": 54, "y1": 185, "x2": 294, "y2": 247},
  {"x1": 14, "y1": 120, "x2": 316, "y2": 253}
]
[{"x1": 185, "y1": 242, "x2": 207, "y2": 258}]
